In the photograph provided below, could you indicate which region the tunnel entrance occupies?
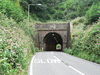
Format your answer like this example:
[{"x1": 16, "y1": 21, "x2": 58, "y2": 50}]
[{"x1": 43, "y1": 32, "x2": 63, "y2": 51}]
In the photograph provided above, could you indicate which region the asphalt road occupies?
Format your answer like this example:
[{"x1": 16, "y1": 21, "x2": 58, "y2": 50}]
[{"x1": 29, "y1": 52, "x2": 100, "y2": 75}]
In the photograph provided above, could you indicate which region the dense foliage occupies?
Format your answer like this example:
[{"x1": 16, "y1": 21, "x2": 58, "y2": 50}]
[
  {"x1": 6, "y1": 0, "x2": 99, "y2": 23},
  {"x1": 0, "y1": 12, "x2": 37, "y2": 75},
  {"x1": 65, "y1": 21, "x2": 100, "y2": 63},
  {"x1": 0, "y1": 0, "x2": 37, "y2": 75},
  {"x1": 18, "y1": 0, "x2": 100, "y2": 22},
  {"x1": 0, "y1": 0, "x2": 26, "y2": 22},
  {"x1": 85, "y1": 3, "x2": 100, "y2": 24}
]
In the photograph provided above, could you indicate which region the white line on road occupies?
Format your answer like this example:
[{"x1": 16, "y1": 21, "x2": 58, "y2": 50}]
[
  {"x1": 29, "y1": 54, "x2": 85, "y2": 75},
  {"x1": 53, "y1": 56, "x2": 61, "y2": 63},
  {"x1": 51, "y1": 52, "x2": 54, "y2": 54},
  {"x1": 29, "y1": 55, "x2": 36, "y2": 75},
  {"x1": 54, "y1": 56, "x2": 85, "y2": 75},
  {"x1": 53, "y1": 56, "x2": 61, "y2": 61},
  {"x1": 68, "y1": 66, "x2": 85, "y2": 75}
]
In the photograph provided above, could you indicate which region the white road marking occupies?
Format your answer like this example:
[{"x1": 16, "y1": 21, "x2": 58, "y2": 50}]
[
  {"x1": 34, "y1": 59, "x2": 46, "y2": 63},
  {"x1": 54, "y1": 56, "x2": 85, "y2": 75},
  {"x1": 53, "y1": 56, "x2": 61, "y2": 61},
  {"x1": 53, "y1": 56, "x2": 61, "y2": 63},
  {"x1": 34, "y1": 58, "x2": 61, "y2": 64},
  {"x1": 29, "y1": 54, "x2": 85, "y2": 75},
  {"x1": 51, "y1": 52, "x2": 54, "y2": 54},
  {"x1": 29, "y1": 55, "x2": 36, "y2": 75},
  {"x1": 33, "y1": 56, "x2": 61, "y2": 64},
  {"x1": 68, "y1": 66, "x2": 85, "y2": 75}
]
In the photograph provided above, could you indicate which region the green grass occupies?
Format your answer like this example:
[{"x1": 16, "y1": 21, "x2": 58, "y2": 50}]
[
  {"x1": 0, "y1": 0, "x2": 26, "y2": 22},
  {"x1": 0, "y1": 12, "x2": 37, "y2": 75},
  {"x1": 65, "y1": 20, "x2": 100, "y2": 64}
]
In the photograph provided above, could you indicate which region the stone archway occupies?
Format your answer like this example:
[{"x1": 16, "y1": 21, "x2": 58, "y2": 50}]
[
  {"x1": 35, "y1": 23, "x2": 71, "y2": 51},
  {"x1": 43, "y1": 32, "x2": 63, "y2": 51}
]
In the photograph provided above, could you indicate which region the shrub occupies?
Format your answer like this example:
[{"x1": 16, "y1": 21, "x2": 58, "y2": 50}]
[
  {"x1": 0, "y1": 0, "x2": 26, "y2": 22},
  {"x1": 85, "y1": 3, "x2": 100, "y2": 25},
  {"x1": 71, "y1": 17, "x2": 85, "y2": 26},
  {"x1": 65, "y1": 22, "x2": 100, "y2": 63},
  {"x1": 0, "y1": 12, "x2": 36, "y2": 75}
]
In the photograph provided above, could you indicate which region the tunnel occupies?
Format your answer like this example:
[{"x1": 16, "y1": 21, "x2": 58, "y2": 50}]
[{"x1": 43, "y1": 32, "x2": 63, "y2": 51}]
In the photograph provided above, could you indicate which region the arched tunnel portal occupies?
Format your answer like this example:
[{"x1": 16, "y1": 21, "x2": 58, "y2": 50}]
[{"x1": 43, "y1": 32, "x2": 63, "y2": 51}]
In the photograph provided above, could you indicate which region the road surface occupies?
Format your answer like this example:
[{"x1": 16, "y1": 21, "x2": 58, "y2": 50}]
[{"x1": 29, "y1": 52, "x2": 100, "y2": 75}]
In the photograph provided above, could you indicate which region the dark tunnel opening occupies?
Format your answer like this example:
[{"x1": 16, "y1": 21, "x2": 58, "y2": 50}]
[{"x1": 43, "y1": 32, "x2": 63, "y2": 51}]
